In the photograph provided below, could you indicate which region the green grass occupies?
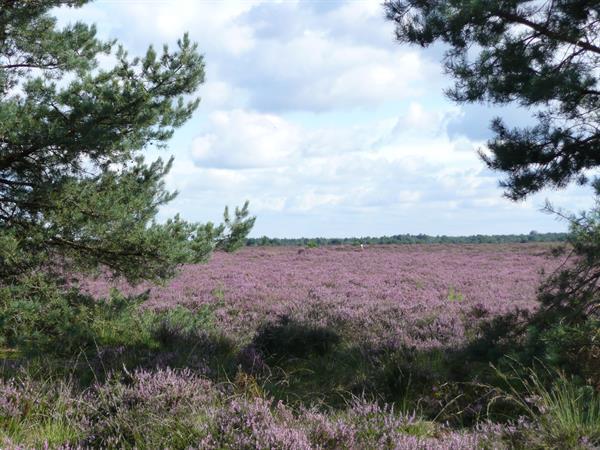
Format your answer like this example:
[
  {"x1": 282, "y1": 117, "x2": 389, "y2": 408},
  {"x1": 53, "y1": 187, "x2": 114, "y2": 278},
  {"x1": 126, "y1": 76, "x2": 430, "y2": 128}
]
[
  {"x1": 1, "y1": 285, "x2": 599, "y2": 448},
  {"x1": 261, "y1": 344, "x2": 373, "y2": 408},
  {"x1": 2, "y1": 420, "x2": 82, "y2": 448},
  {"x1": 447, "y1": 286, "x2": 465, "y2": 302},
  {"x1": 491, "y1": 363, "x2": 600, "y2": 448}
]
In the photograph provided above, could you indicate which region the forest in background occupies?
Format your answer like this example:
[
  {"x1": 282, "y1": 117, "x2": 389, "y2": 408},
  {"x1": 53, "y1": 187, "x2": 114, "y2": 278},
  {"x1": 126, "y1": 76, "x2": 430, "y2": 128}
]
[{"x1": 246, "y1": 231, "x2": 569, "y2": 246}]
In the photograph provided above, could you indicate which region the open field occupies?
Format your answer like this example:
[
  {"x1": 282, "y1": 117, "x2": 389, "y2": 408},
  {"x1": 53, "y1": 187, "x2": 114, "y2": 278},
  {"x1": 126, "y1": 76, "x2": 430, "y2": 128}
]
[
  {"x1": 5, "y1": 243, "x2": 598, "y2": 449},
  {"x1": 84, "y1": 243, "x2": 558, "y2": 348}
]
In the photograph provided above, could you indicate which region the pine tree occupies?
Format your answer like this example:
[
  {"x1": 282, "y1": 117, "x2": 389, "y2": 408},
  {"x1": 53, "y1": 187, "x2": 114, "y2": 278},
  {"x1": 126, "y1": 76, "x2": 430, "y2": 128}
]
[
  {"x1": 0, "y1": 0, "x2": 254, "y2": 283},
  {"x1": 385, "y1": 0, "x2": 599, "y2": 200}
]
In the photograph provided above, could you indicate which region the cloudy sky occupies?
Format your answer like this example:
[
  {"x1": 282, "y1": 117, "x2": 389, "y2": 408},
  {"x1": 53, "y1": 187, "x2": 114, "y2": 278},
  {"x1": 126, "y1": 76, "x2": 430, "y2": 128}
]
[{"x1": 56, "y1": 0, "x2": 594, "y2": 238}]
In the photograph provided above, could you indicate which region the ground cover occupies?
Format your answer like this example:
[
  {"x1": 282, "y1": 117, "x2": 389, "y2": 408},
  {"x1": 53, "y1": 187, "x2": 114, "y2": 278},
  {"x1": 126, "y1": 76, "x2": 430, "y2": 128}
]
[
  {"x1": 84, "y1": 244, "x2": 555, "y2": 347},
  {"x1": 3, "y1": 243, "x2": 599, "y2": 448}
]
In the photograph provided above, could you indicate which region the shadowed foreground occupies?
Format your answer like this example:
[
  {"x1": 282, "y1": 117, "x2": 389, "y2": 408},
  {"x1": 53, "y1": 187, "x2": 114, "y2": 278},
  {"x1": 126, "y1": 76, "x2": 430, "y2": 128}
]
[{"x1": 2, "y1": 244, "x2": 599, "y2": 448}]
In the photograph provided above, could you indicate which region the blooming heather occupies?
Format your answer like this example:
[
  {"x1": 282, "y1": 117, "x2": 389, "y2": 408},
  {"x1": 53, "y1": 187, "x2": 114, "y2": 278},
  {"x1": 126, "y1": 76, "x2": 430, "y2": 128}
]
[
  {"x1": 81, "y1": 244, "x2": 557, "y2": 349},
  {"x1": 0, "y1": 370, "x2": 495, "y2": 449}
]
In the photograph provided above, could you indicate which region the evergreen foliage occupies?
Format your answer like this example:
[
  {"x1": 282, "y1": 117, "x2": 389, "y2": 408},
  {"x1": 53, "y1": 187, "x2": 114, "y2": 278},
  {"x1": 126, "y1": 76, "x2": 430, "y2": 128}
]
[
  {"x1": 385, "y1": 0, "x2": 600, "y2": 200},
  {"x1": 537, "y1": 182, "x2": 600, "y2": 322},
  {"x1": 0, "y1": 1, "x2": 254, "y2": 283},
  {"x1": 246, "y1": 231, "x2": 568, "y2": 247},
  {"x1": 384, "y1": 3, "x2": 600, "y2": 425}
]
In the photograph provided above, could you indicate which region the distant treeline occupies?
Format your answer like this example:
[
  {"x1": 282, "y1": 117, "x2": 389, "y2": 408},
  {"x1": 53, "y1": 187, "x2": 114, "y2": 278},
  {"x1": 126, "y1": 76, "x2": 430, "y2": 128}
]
[{"x1": 246, "y1": 231, "x2": 569, "y2": 247}]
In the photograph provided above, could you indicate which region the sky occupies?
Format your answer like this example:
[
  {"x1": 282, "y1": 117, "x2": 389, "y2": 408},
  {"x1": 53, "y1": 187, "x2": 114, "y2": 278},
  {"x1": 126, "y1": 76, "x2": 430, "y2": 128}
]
[{"x1": 55, "y1": 0, "x2": 595, "y2": 238}]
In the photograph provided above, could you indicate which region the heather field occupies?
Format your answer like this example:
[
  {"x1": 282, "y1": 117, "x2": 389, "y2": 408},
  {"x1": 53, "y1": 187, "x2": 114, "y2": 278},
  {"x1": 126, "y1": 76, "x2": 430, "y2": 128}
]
[
  {"x1": 3, "y1": 243, "x2": 600, "y2": 449},
  {"x1": 85, "y1": 243, "x2": 555, "y2": 348},
  {"x1": 5, "y1": 0, "x2": 600, "y2": 448}
]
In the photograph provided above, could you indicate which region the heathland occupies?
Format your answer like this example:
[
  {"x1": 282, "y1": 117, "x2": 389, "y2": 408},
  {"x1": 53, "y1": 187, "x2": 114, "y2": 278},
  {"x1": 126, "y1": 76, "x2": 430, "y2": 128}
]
[
  {"x1": 3, "y1": 242, "x2": 600, "y2": 448},
  {"x1": 2, "y1": 1, "x2": 600, "y2": 448}
]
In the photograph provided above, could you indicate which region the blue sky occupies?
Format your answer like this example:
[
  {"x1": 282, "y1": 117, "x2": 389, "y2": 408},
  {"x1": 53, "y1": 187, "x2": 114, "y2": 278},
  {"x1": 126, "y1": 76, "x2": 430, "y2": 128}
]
[{"x1": 56, "y1": 0, "x2": 594, "y2": 238}]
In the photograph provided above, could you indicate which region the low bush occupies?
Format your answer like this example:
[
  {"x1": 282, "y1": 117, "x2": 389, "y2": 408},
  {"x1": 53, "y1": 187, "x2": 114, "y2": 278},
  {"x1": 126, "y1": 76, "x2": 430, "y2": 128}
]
[
  {"x1": 0, "y1": 375, "x2": 83, "y2": 447},
  {"x1": 1, "y1": 258, "x2": 598, "y2": 448},
  {"x1": 489, "y1": 365, "x2": 600, "y2": 449},
  {"x1": 0, "y1": 276, "x2": 153, "y2": 356},
  {"x1": 0, "y1": 368, "x2": 489, "y2": 449},
  {"x1": 82, "y1": 368, "x2": 214, "y2": 448},
  {"x1": 253, "y1": 315, "x2": 340, "y2": 359}
]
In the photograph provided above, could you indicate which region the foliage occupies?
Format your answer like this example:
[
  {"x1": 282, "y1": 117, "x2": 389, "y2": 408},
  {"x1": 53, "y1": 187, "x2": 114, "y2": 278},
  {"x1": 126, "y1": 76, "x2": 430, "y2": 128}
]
[
  {"x1": 385, "y1": 0, "x2": 600, "y2": 201},
  {"x1": 0, "y1": 274, "x2": 100, "y2": 353},
  {"x1": 3, "y1": 1, "x2": 595, "y2": 447},
  {"x1": 81, "y1": 244, "x2": 550, "y2": 353},
  {"x1": 0, "y1": 244, "x2": 596, "y2": 448},
  {"x1": 1, "y1": 293, "x2": 595, "y2": 449},
  {"x1": 216, "y1": 202, "x2": 256, "y2": 253},
  {"x1": 447, "y1": 286, "x2": 465, "y2": 302},
  {"x1": 253, "y1": 315, "x2": 341, "y2": 359},
  {"x1": 246, "y1": 231, "x2": 568, "y2": 246},
  {"x1": 0, "y1": 376, "x2": 84, "y2": 448},
  {"x1": 537, "y1": 185, "x2": 600, "y2": 322},
  {"x1": 490, "y1": 364, "x2": 600, "y2": 448},
  {"x1": 509, "y1": 188, "x2": 600, "y2": 388},
  {"x1": 0, "y1": 1, "x2": 254, "y2": 284},
  {"x1": 383, "y1": 8, "x2": 600, "y2": 443},
  {"x1": 305, "y1": 240, "x2": 319, "y2": 248},
  {"x1": 82, "y1": 368, "x2": 214, "y2": 448},
  {"x1": 0, "y1": 367, "x2": 487, "y2": 449},
  {"x1": 0, "y1": 276, "x2": 220, "y2": 360},
  {"x1": 530, "y1": 319, "x2": 600, "y2": 387}
]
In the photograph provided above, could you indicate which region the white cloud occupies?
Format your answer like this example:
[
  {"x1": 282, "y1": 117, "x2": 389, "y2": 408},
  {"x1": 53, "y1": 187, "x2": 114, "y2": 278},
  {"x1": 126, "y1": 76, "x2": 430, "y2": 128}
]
[
  {"x1": 197, "y1": 78, "x2": 247, "y2": 111},
  {"x1": 191, "y1": 110, "x2": 302, "y2": 168},
  {"x1": 119, "y1": 0, "x2": 260, "y2": 55},
  {"x1": 227, "y1": 31, "x2": 439, "y2": 111},
  {"x1": 393, "y1": 102, "x2": 462, "y2": 135},
  {"x1": 57, "y1": 1, "x2": 444, "y2": 113},
  {"x1": 52, "y1": 0, "x2": 593, "y2": 236},
  {"x1": 180, "y1": 105, "x2": 514, "y2": 222}
]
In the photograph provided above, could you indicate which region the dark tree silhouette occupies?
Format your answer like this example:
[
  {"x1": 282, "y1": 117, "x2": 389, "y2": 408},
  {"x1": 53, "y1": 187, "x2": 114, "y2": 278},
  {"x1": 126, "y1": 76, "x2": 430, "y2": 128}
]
[
  {"x1": 385, "y1": 0, "x2": 599, "y2": 201},
  {"x1": 0, "y1": 1, "x2": 254, "y2": 283}
]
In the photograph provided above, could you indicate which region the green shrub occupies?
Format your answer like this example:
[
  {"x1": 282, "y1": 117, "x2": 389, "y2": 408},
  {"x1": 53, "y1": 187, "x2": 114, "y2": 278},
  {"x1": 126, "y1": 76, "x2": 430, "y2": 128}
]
[
  {"x1": 0, "y1": 275, "x2": 97, "y2": 353},
  {"x1": 253, "y1": 315, "x2": 340, "y2": 359},
  {"x1": 491, "y1": 364, "x2": 600, "y2": 448},
  {"x1": 306, "y1": 240, "x2": 319, "y2": 249},
  {"x1": 152, "y1": 304, "x2": 219, "y2": 347},
  {"x1": 82, "y1": 368, "x2": 214, "y2": 448},
  {"x1": 526, "y1": 320, "x2": 600, "y2": 387},
  {"x1": 0, "y1": 276, "x2": 222, "y2": 362}
]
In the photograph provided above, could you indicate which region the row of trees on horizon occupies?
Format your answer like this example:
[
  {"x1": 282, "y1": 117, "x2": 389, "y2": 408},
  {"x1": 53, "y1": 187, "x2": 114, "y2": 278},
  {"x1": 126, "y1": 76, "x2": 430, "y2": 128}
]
[{"x1": 246, "y1": 231, "x2": 569, "y2": 247}]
